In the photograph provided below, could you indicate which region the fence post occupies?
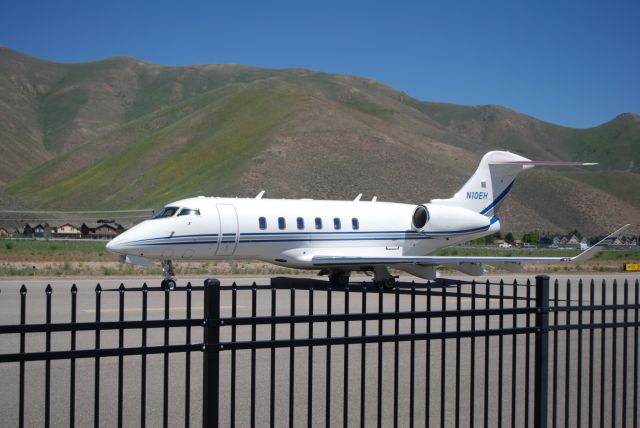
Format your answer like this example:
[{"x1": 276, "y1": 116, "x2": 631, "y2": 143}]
[
  {"x1": 203, "y1": 278, "x2": 221, "y2": 428},
  {"x1": 534, "y1": 275, "x2": 550, "y2": 428}
]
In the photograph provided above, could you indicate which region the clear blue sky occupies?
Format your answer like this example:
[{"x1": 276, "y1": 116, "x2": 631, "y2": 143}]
[{"x1": 2, "y1": 0, "x2": 638, "y2": 128}]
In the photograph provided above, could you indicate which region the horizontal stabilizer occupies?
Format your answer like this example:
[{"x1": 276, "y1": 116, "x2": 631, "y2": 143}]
[{"x1": 489, "y1": 160, "x2": 597, "y2": 166}]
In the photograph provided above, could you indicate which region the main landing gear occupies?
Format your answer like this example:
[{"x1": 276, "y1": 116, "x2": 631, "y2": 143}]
[
  {"x1": 328, "y1": 270, "x2": 350, "y2": 287},
  {"x1": 324, "y1": 268, "x2": 396, "y2": 290},
  {"x1": 161, "y1": 259, "x2": 176, "y2": 290},
  {"x1": 373, "y1": 266, "x2": 397, "y2": 290}
]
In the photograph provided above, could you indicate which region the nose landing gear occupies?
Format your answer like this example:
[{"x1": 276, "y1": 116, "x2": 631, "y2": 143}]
[{"x1": 161, "y1": 260, "x2": 176, "y2": 290}]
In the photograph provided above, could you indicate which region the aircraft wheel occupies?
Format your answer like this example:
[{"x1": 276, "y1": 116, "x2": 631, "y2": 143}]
[
  {"x1": 329, "y1": 271, "x2": 350, "y2": 287},
  {"x1": 382, "y1": 277, "x2": 396, "y2": 291},
  {"x1": 162, "y1": 279, "x2": 176, "y2": 290}
]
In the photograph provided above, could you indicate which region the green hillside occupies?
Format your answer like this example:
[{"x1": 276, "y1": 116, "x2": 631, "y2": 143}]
[{"x1": 0, "y1": 46, "x2": 638, "y2": 236}]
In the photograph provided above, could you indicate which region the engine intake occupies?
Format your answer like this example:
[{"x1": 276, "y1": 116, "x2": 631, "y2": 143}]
[{"x1": 412, "y1": 205, "x2": 429, "y2": 229}]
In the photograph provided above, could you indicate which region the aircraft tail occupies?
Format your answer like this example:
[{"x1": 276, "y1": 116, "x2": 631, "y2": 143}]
[{"x1": 431, "y1": 151, "x2": 596, "y2": 217}]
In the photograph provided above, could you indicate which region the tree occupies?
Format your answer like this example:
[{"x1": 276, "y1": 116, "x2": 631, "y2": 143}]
[
  {"x1": 469, "y1": 232, "x2": 501, "y2": 245},
  {"x1": 484, "y1": 232, "x2": 501, "y2": 244},
  {"x1": 539, "y1": 235, "x2": 553, "y2": 246},
  {"x1": 505, "y1": 232, "x2": 515, "y2": 244},
  {"x1": 522, "y1": 231, "x2": 540, "y2": 245}
]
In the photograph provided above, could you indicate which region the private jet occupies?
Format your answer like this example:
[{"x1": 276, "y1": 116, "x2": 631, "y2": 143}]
[{"x1": 106, "y1": 151, "x2": 630, "y2": 289}]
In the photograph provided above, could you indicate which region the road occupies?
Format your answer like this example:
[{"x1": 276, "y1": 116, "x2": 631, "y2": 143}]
[{"x1": 0, "y1": 273, "x2": 638, "y2": 427}]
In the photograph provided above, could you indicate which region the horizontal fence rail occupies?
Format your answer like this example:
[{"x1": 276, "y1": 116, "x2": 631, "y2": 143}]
[{"x1": 0, "y1": 275, "x2": 639, "y2": 427}]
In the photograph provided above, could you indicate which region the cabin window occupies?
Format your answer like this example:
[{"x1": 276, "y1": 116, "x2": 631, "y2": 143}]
[
  {"x1": 178, "y1": 208, "x2": 200, "y2": 216},
  {"x1": 352, "y1": 218, "x2": 359, "y2": 230},
  {"x1": 152, "y1": 206, "x2": 179, "y2": 219},
  {"x1": 334, "y1": 218, "x2": 341, "y2": 230},
  {"x1": 297, "y1": 217, "x2": 304, "y2": 230},
  {"x1": 258, "y1": 217, "x2": 267, "y2": 230},
  {"x1": 315, "y1": 217, "x2": 323, "y2": 229},
  {"x1": 278, "y1": 217, "x2": 286, "y2": 230}
]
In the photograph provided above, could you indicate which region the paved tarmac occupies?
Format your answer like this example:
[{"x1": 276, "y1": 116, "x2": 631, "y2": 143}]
[{"x1": 0, "y1": 273, "x2": 638, "y2": 427}]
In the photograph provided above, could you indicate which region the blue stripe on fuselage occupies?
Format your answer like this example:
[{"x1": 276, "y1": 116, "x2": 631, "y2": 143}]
[{"x1": 479, "y1": 181, "x2": 515, "y2": 215}]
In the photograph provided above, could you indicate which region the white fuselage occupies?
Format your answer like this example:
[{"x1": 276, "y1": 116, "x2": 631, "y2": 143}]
[{"x1": 106, "y1": 196, "x2": 500, "y2": 269}]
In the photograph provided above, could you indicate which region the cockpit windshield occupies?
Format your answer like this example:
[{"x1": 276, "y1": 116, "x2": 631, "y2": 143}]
[
  {"x1": 178, "y1": 208, "x2": 200, "y2": 216},
  {"x1": 151, "y1": 206, "x2": 180, "y2": 219}
]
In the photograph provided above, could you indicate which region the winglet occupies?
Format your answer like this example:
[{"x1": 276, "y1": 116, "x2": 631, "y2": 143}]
[
  {"x1": 256, "y1": 190, "x2": 265, "y2": 199},
  {"x1": 571, "y1": 224, "x2": 631, "y2": 262}
]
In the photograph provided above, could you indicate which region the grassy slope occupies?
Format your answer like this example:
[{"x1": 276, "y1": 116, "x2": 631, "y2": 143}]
[
  {"x1": 414, "y1": 102, "x2": 639, "y2": 167},
  {"x1": 9, "y1": 79, "x2": 303, "y2": 208},
  {"x1": 566, "y1": 171, "x2": 640, "y2": 209},
  {"x1": 0, "y1": 47, "x2": 60, "y2": 181}
]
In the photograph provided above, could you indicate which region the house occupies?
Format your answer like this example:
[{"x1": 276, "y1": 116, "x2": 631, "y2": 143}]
[
  {"x1": 96, "y1": 220, "x2": 125, "y2": 233},
  {"x1": 91, "y1": 223, "x2": 119, "y2": 239},
  {"x1": 53, "y1": 223, "x2": 82, "y2": 239},
  {"x1": 567, "y1": 234, "x2": 580, "y2": 247},
  {"x1": 79, "y1": 222, "x2": 126, "y2": 239},
  {"x1": 33, "y1": 224, "x2": 45, "y2": 238}
]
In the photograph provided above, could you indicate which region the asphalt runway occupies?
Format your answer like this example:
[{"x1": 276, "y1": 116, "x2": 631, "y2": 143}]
[{"x1": 0, "y1": 273, "x2": 638, "y2": 427}]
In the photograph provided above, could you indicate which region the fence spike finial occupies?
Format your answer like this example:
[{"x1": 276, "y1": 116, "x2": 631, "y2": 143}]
[
  {"x1": 95, "y1": 283, "x2": 102, "y2": 294},
  {"x1": 45, "y1": 284, "x2": 52, "y2": 294},
  {"x1": 142, "y1": 282, "x2": 148, "y2": 292},
  {"x1": 20, "y1": 284, "x2": 27, "y2": 295},
  {"x1": 119, "y1": 283, "x2": 125, "y2": 293},
  {"x1": 71, "y1": 284, "x2": 77, "y2": 294}
]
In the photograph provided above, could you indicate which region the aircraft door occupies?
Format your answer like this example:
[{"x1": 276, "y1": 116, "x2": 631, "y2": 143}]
[{"x1": 216, "y1": 204, "x2": 238, "y2": 256}]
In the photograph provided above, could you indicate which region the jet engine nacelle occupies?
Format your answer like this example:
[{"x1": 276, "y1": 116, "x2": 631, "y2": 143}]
[{"x1": 411, "y1": 203, "x2": 490, "y2": 233}]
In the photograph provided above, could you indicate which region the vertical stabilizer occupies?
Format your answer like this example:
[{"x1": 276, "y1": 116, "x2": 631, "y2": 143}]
[
  {"x1": 431, "y1": 151, "x2": 533, "y2": 216},
  {"x1": 431, "y1": 151, "x2": 595, "y2": 216}
]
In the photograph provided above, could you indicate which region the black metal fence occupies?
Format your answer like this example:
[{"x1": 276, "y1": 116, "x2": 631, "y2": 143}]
[
  {"x1": 0, "y1": 283, "x2": 203, "y2": 427},
  {"x1": 1, "y1": 275, "x2": 639, "y2": 427}
]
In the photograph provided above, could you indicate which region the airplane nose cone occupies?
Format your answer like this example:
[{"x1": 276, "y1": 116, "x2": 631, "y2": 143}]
[{"x1": 106, "y1": 236, "x2": 124, "y2": 253}]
